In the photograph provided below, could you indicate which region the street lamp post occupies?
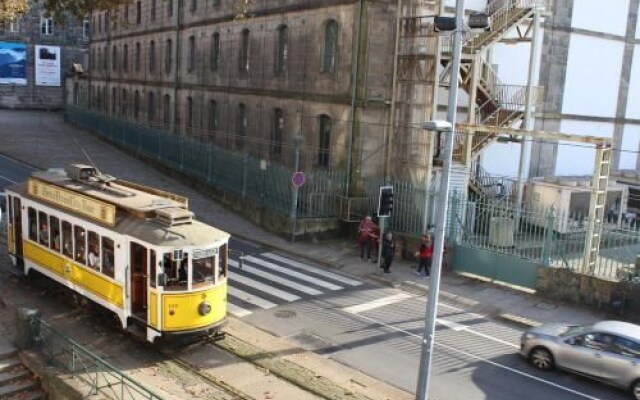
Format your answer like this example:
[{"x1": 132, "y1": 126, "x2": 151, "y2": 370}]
[{"x1": 416, "y1": 0, "x2": 465, "y2": 399}]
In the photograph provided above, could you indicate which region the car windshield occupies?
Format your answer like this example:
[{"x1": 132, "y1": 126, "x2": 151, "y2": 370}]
[{"x1": 560, "y1": 324, "x2": 593, "y2": 337}]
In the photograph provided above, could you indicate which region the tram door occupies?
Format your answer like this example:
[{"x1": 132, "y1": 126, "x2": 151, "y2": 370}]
[
  {"x1": 12, "y1": 197, "x2": 23, "y2": 266},
  {"x1": 130, "y1": 242, "x2": 148, "y2": 318}
]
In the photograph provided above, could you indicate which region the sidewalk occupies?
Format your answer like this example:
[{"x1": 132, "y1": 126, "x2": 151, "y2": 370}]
[{"x1": 0, "y1": 110, "x2": 611, "y2": 397}]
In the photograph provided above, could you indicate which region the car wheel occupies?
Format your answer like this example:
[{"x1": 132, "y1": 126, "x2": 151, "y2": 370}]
[
  {"x1": 631, "y1": 380, "x2": 640, "y2": 400},
  {"x1": 530, "y1": 347, "x2": 554, "y2": 370}
]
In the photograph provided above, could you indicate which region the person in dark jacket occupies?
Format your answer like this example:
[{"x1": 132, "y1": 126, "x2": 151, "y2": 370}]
[
  {"x1": 415, "y1": 234, "x2": 433, "y2": 277},
  {"x1": 380, "y1": 232, "x2": 395, "y2": 273}
]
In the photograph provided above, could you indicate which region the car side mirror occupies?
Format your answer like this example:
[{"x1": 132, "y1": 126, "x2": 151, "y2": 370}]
[
  {"x1": 566, "y1": 338, "x2": 576, "y2": 345},
  {"x1": 157, "y1": 273, "x2": 167, "y2": 287}
]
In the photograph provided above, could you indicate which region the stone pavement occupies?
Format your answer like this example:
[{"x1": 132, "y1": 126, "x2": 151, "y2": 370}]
[{"x1": 0, "y1": 110, "x2": 614, "y2": 397}]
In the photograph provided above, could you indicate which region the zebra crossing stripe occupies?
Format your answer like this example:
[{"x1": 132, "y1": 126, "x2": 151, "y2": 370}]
[
  {"x1": 231, "y1": 274, "x2": 301, "y2": 302},
  {"x1": 243, "y1": 256, "x2": 343, "y2": 291},
  {"x1": 228, "y1": 259, "x2": 324, "y2": 296},
  {"x1": 227, "y1": 303, "x2": 252, "y2": 317},
  {"x1": 342, "y1": 293, "x2": 413, "y2": 314},
  {"x1": 228, "y1": 287, "x2": 277, "y2": 309},
  {"x1": 262, "y1": 253, "x2": 362, "y2": 286}
]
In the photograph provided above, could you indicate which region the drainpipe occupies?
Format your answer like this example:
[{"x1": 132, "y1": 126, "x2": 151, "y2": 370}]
[
  {"x1": 172, "y1": 0, "x2": 181, "y2": 134},
  {"x1": 346, "y1": 0, "x2": 365, "y2": 197}
]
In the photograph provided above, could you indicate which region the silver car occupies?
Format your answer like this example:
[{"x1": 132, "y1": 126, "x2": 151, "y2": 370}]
[{"x1": 520, "y1": 320, "x2": 640, "y2": 399}]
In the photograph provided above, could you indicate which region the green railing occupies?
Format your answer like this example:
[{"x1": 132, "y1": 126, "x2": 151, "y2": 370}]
[
  {"x1": 65, "y1": 106, "x2": 346, "y2": 219},
  {"x1": 38, "y1": 319, "x2": 163, "y2": 400}
]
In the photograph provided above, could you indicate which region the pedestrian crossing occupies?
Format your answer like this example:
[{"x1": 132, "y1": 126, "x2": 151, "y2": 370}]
[{"x1": 226, "y1": 252, "x2": 362, "y2": 318}]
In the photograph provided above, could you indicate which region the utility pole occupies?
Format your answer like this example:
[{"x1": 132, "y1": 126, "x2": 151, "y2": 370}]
[{"x1": 416, "y1": 0, "x2": 465, "y2": 398}]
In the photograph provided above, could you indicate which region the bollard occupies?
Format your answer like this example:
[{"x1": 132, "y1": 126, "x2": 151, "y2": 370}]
[{"x1": 15, "y1": 308, "x2": 41, "y2": 349}]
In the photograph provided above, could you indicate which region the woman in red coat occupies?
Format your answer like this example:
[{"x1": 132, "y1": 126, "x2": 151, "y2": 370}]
[
  {"x1": 416, "y1": 234, "x2": 433, "y2": 276},
  {"x1": 357, "y1": 215, "x2": 378, "y2": 261}
]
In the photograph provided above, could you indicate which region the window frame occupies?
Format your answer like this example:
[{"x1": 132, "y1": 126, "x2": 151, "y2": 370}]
[
  {"x1": 210, "y1": 32, "x2": 220, "y2": 71},
  {"x1": 187, "y1": 35, "x2": 196, "y2": 73},
  {"x1": 236, "y1": 103, "x2": 247, "y2": 150},
  {"x1": 322, "y1": 19, "x2": 338, "y2": 74},
  {"x1": 272, "y1": 108, "x2": 284, "y2": 158},
  {"x1": 40, "y1": 13, "x2": 54, "y2": 36},
  {"x1": 239, "y1": 29, "x2": 250, "y2": 74},
  {"x1": 318, "y1": 114, "x2": 331, "y2": 167},
  {"x1": 275, "y1": 24, "x2": 288, "y2": 75}
]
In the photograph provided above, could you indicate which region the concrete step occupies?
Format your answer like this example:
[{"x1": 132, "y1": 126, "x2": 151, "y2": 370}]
[
  {"x1": 0, "y1": 357, "x2": 21, "y2": 373},
  {"x1": 0, "y1": 339, "x2": 18, "y2": 361},
  {"x1": 0, "y1": 369, "x2": 30, "y2": 385},
  {"x1": 0, "y1": 380, "x2": 39, "y2": 397}
]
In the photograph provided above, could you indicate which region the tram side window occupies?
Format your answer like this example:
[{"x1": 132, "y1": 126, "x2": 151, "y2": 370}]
[
  {"x1": 74, "y1": 226, "x2": 86, "y2": 264},
  {"x1": 102, "y1": 237, "x2": 115, "y2": 278},
  {"x1": 62, "y1": 221, "x2": 73, "y2": 258},
  {"x1": 219, "y1": 243, "x2": 227, "y2": 279},
  {"x1": 149, "y1": 250, "x2": 156, "y2": 288},
  {"x1": 38, "y1": 211, "x2": 49, "y2": 247},
  {"x1": 88, "y1": 231, "x2": 100, "y2": 271},
  {"x1": 5, "y1": 195, "x2": 11, "y2": 220},
  {"x1": 163, "y1": 252, "x2": 188, "y2": 291},
  {"x1": 193, "y1": 253, "x2": 214, "y2": 287},
  {"x1": 49, "y1": 216, "x2": 60, "y2": 252},
  {"x1": 28, "y1": 207, "x2": 37, "y2": 241}
]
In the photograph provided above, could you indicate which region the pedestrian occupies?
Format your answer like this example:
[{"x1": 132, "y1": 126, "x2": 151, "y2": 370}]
[
  {"x1": 415, "y1": 234, "x2": 433, "y2": 277},
  {"x1": 357, "y1": 215, "x2": 378, "y2": 261},
  {"x1": 381, "y1": 232, "x2": 395, "y2": 273}
]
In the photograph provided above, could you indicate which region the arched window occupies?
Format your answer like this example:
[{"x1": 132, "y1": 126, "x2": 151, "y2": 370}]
[
  {"x1": 165, "y1": 39, "x2": 172, "y2": 74},
  {"x1": 210, "y1": 32, "x2": 220, "y2": 71},
  {"x1": 149, "y1": 40, "x2": 156, "y2": 73},
  {"x1": 318, "y1": 115, "x2": 331, "y2": 167},
  {"x1": 148, "y1": 92, "x2": 155, "y2": 122},
  {"x1": 236, "y1": 103, "x2": 247, "y2": 150},
  {"x1": 163, "y1": 94, "x2": 171, "y2": 128},
  {"x1": 111, "y1": 87, "x2": 116, "y2": 114},
  {"x1": 186, "y1": 96, "x2": 193, "y2": 133},
  {"x1": 112, "y1": 45, "x2": 117, "y2": 71},
  {"x1": 123, "y1": 44, "x2": 128, "y2": 71},
  {"x1": 322, "y1": 20, "x2": 338, "y2": 73},
  {"x1": 134, "y1": 90, "x2": 140, "y2": 118},
  {"x1": 103, "y1": 45, "x2": 108, "y2": 70},
  {"x1": 275, "y1": 25, "x2": 288, "y2": 74},
  {"x1": 239, "y1": 29, "x2": 250, "y2": 73},
  {"x1": 208, "y1": 100, "x2": 218, "y2": 137},
  {"x1": 187, "y1": 35, "x2": 195, "y2": 73},
  {"x1": 271, "y1": 108, "x2": 284, "y2": 158},
  {"x1": 121, "y1": 89, "x2": 128, "y2": 116},
  {"x1": 135, "y1": 42, "x2": 141, "y2": 72}
]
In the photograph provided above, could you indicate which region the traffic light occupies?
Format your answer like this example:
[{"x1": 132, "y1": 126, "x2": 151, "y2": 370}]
[{"x1": 378, "y1": 186, "x2": 394, "y2": 217}]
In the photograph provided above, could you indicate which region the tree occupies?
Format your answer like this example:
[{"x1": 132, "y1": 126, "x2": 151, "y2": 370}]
[{"x1": 0, "y1": 0, "x2": 130, "y2": 23}]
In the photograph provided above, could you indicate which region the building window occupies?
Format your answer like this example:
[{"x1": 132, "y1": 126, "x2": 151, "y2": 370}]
[
  {"x1": 134, "y1": 90, "x2": 140, "y2": 118},
  {"x1": 99, "y1": 13, "x2": 103, "y2": 33},
  {"x1": 136, "y1": 1, "x2": 142, "y2": 24},
  {"x1": 208, "y1": 100, "x2": 217, "y2": 137},
  {"x1": 275, "y1": 25, "x2": 288, "y2": 75},
  {"x1": 165, "y1": 39, "x2": 172, "y2": 74},
  {"x1": 163, "y1": 94, "x2": 171, "y2": 128},
  {"x1": 124, "y1": 5, "x2": 129, "y2": 23},
  {"x1": 272, "y1": 108, "x2": 284, "y2": 158},
  {"x1": 236, "y1": 103, "x2": 247, "y2": 150},
  {"x1": 111, "y1": 87, "x2": 116, "y2": 114},
  {"x1": 186, "y1": 97, "x2": 194, "y2": 133},
  {"x1": 210, "y1": 32, "x2": 220, "y2": 71},
  {"x1": 212, "y1": 0, "x2": 221, "y2": 7},
  {"x1": 151, "y1": 0, "x2": 157, "y2": 21},
  {"x1": 112, "y1": 45, "x2": 118, "y2": 71},
  {"x1": 148, "y1": 92, "x2": 155, "y2": 122},
  {"x1": 135, "y1": 42, "x2": 141, "y2": 72},
  {"x1": 123, "y1": 44, "x2": 128, "y2": 71},
  {"x1": 103, "y1": 45, "x2": 108, "y2": 70},
  {"x1": 187, "y1": 35, "x2": 195, "y2": 73},
  {"x1": 318, "y1": 115, "x2": 331, "y2": 167},
  {"x1": 149, "y1": 40, "x2": 156, "y2": 73},
  {"x1": 190, "y1": 0, "x2": 197, "y2": 13},
  {"x1": 322, "y1": 20, "x2": 338, "y2": 73},
  {"x1": 167, "y1": 0, "x2": 173, "y2": 18},
  {"x1": 82, "y1": 19, "x2": 89, "y2": 38},
  {"x1": 239, "y1": 29, "x2": 250, "y2": 73},
  {"x1": 121, "y1": 89, "x2": 128, "y2": 116},
  {"x1": 40, "y1": 13, "x2": 54, "y2": 36}
]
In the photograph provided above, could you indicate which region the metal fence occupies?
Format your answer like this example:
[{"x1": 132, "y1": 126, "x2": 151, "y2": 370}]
[
  {"x1": 65, "y1": 106, "x2": 346, "y2": 219},
  {"x1": 38, "y1": 319, "x2": 163, "y2": 400},
  {"x1": 450, "y1": 194, "x2": 640, "y2": 281}
]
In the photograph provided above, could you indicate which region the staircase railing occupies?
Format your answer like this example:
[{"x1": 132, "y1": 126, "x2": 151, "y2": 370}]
[{"x1": 470, "y1": 160, "x2": 515, "y2": 200}]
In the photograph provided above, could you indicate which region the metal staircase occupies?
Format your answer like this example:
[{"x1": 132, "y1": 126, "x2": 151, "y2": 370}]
[{"x1": 469, "y1": 160, "x2": 514, "y2": 201}]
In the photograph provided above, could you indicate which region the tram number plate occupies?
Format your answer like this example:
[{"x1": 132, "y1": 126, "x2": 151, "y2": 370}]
[{"x1": 193, "y1": 248, "x2": 218, "y2": 259}]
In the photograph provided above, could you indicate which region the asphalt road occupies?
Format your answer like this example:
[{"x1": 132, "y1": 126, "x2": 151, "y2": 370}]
[{"x1": 0, "y1": 153, "x2": 630, "y2": 400}]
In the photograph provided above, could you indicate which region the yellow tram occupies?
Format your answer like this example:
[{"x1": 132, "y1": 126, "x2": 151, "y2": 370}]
[{"x1": 4, "y1": 165, "x2": 230, "y2": 342}]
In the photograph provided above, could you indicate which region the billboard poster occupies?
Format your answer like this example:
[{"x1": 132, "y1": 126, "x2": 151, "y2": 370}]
[
  {"x1": 35, "y1": 45, "x2": 61, "y2": 86},
  {"x1": 0, "y1": 41, "x2": 27, "y2": 85}
]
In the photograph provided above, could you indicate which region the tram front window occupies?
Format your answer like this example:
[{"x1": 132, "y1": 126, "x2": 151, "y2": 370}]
[
  {"x1": 193, "y1": 255, "x2": 215, "y2": 288},
  {"x1": 163, "y1": 251, "x2": 188, "y2": 291}
]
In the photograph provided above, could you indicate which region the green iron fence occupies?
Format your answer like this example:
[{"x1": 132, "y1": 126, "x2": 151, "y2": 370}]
[
  {"x1": 38, "y1": 319, "x2": 163, "y2": 400},
  {"x1": 65, "y1": 107, "x2": 346, "y2": 219},
  {"x1": 450, "y1": 193, "x2": 640, "y2": 281}
]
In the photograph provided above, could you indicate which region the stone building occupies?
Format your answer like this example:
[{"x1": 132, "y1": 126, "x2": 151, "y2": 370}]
[
  {"x1": 81, "y1": 0, "x2": 400, "y2": 187},
  {"x1": 0, "y1": 2, "x2": 88, "y2": 109}
]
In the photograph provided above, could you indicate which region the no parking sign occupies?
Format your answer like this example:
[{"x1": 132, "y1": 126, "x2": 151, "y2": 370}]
[{"x1": 291, "y1": 172, "x2": 305, "y2": 188}]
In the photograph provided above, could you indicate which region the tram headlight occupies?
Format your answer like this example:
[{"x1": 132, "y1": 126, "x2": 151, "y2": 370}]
[{"x1": 198, "y1": 301, "x2": 212, "y2": 316}]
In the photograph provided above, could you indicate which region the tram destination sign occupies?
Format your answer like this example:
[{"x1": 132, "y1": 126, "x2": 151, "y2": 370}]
[{"x1": 28, "y1": 178, "x2": 116, "y2": 227}]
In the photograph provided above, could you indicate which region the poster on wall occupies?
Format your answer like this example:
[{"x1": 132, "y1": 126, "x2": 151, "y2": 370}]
[
  {"x1": 35, "y1": 45, "x2": 61, "y2": 86},
  {"x1": 0, "y1": 41, "x2": 27, "y2": 85}
]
